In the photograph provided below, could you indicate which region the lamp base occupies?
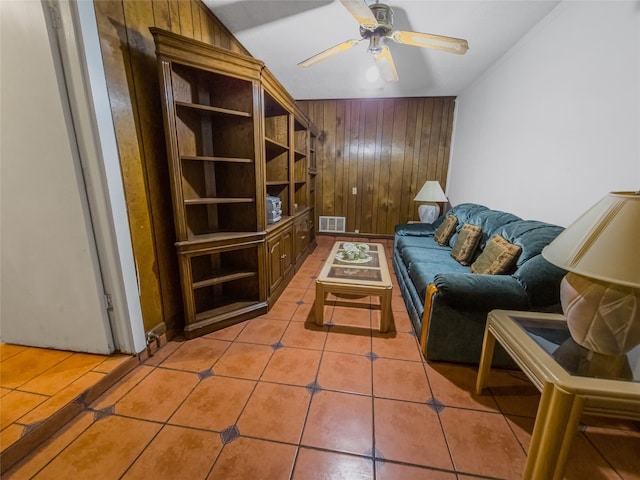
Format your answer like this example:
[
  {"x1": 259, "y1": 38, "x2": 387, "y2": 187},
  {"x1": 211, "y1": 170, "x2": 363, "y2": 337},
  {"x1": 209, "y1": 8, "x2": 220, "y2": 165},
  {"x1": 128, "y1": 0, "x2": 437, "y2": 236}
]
[{"x1": 560, "y1": 272, "x2": 640, "y2": 356}]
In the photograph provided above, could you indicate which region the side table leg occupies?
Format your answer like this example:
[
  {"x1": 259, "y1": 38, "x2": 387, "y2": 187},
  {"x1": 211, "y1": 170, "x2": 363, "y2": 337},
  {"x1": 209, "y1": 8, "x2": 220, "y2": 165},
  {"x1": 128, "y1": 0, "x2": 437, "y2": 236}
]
[
  {"x1": 523, "y1": 382, "x2": 554, "y2": 479},
  {"x1": 552, "y1": 395, "x2": 584, "y2": 480},
  {"x1": 527, "y1": 385, "x2": 577, "y2": 480},
  {"x1": 475, "y1": 326, "x2": 496, "y2": 395},
  {"x1": 315, "y1": 282, "x2": 325, "y2": 327}
]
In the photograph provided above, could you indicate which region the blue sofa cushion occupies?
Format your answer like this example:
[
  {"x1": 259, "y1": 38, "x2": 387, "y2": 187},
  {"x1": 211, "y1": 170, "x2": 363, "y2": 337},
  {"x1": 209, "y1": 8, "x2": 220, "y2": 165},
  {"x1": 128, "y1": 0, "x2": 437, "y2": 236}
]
[
  {"x1": 397, "y1": 236, "x2": 446, "y2": 257},
  {"x1": 408, "y1": 254, "x2": 468, "y2": 298},
  {"x1": 497, "y1": 220, "x2": 565, "y2": 267}
]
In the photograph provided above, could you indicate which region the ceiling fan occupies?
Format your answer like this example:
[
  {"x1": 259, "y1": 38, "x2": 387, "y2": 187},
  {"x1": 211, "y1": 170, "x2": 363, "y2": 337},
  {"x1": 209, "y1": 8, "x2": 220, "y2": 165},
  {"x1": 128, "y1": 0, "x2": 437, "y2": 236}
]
[{"x1": 298, "y1": 0, "x2": 469, "y2": 83}]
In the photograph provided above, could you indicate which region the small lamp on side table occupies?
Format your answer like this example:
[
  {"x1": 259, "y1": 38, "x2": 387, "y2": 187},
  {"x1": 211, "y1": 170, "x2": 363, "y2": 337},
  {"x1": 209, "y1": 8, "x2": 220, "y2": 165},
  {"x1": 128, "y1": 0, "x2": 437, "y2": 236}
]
[
  {"x1": 414, "y1": 180, "x2": 448, "y2": 223},
  {"x1": 542, "y1": 191, "x2": 640, "y2": 356}
]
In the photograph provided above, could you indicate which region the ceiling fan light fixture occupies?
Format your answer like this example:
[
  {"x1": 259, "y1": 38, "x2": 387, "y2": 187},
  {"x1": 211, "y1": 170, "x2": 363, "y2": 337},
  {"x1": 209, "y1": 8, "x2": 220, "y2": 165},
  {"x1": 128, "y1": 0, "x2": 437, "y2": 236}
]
[
  {"x1": 365, "y1": 64, "x2": 380, "y2": 82},
  {"x1": 297, "y1": 0, "x2": 469, "y2": 81}
]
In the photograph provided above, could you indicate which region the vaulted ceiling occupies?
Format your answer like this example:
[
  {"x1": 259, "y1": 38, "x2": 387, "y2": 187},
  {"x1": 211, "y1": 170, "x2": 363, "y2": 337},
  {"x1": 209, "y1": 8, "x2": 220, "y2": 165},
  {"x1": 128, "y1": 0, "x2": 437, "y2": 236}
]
[{"x1": 204, "y1": 0, "x2": 560, "y2": 99}]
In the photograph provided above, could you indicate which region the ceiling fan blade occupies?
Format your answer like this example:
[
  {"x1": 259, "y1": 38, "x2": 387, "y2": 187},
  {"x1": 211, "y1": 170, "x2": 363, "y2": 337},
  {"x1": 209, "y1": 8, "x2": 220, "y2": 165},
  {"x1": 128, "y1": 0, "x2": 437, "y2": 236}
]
[
  {"x1": 389, "y1": 30, "x2": 469, "y2": 55},
  {"x1": 298, "y1": 39, "x2": 363, "y2": 67},
  {"x1": 340, "y1": 0, "x2": 378, "y2": 29},
  {"x1": 374, "y1": 46, "x2": 399, "y2": 83}
]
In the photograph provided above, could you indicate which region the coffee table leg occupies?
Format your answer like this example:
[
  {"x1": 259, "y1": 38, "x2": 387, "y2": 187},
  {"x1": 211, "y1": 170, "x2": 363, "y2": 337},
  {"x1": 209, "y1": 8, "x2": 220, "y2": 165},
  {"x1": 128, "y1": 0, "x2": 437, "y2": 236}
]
[
  {"x1": 315, "y1": 282, "x2": 325, "y2": 327},
  {"x1": 380, "y1": 291, "x2": 392, "y2": 333}
]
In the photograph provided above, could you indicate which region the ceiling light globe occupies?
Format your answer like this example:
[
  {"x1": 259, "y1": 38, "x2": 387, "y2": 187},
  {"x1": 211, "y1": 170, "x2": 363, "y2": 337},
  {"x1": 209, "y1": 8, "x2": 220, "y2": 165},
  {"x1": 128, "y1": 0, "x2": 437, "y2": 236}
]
[{"x1": 365, "y1": 64, "x2": 380, "y2": 82}]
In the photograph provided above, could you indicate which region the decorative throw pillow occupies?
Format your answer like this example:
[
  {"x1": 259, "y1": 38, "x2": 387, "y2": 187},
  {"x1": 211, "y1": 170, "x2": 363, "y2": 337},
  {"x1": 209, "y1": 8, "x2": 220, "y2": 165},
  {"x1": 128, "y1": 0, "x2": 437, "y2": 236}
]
[
  {"x1": 434, "y1": 215, "x2": 458, "y2": 246},
  {"x1": 450, "y1": 224, "x2": 482, "y2": 265},
  {"x1": 471, "y1": 234, "x2": 522, "y2": 274}
]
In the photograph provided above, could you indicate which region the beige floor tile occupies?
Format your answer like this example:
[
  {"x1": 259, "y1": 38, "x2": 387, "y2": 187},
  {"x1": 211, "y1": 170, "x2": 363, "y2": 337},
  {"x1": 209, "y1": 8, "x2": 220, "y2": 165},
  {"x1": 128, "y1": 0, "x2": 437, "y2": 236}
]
[
  {"x1": 169, "y1": 375, "x2": 255, "y2": 431},
  {"x1": 121, "y1": 425, "x2": 222, "y2": 479},
  {"x1": 301, "y1": 390, "x2": 372, "y2": 456},
  {"x1": 0, "y1": 348, "x2": 72, "y2": 389},
  {"x1": 115, "y1": 368, "x2": 198, "y2": 422},
  {"x1": 424, "y1": 362, "x2": 499, "y2": 412},
  {"x1": 207, "y1": 437, "x2": 296, "y2": 479},
  {"x1": 235, "y1": 318, "x2": 289, "y2": 345},
  {"x1": 19, "y1": 353, "x2": 105, "y2": 396},
  {"x1": 212, "y1": 342, "x2": 274, "y2": 380},
  {"x1": 236, "y1": 382, "x2": 311, "y2": 443},
  {"x1": 281, "y1": 321, "x2": 328, "y2": 350},
  {"x1": 373, "y1": 357, "x2": 430, "y2": 402},
  {"x1": 31, "y1": 416, "x2": 160, "y2": 480},
  {"x1": 372, "y1": 331, "x2": 422, "y2": 362},
  {"x1": 439, "y1": 407, "x2": 526, "y2": 479},
  {"x1": 374, "y1": 397, "x2": 452, "y2": 471},
  {"x1": 317, "y1": 351, "x2": 372, "y2": 395},
  {"x1": 1, "y1": 390, "x2": 48, "y2": 429},
  {"x1": 376, "y1": 462, "x2": 457, "y2": 480},
  {"x1": 260, "y1": 347, "x2": 322, "y2": 386},
  {"x1": 158, "y1": 337, "x2": 230, "y2": 372},
  {"x1": 292, "y1": 448, "x2": 374, "y2": 479},
  {"x1": 19, "y1": 372, "x2": 105, "y2": 425},
  {"x1": 3, "y1": 412, "x2": 94, "y2": 479}
]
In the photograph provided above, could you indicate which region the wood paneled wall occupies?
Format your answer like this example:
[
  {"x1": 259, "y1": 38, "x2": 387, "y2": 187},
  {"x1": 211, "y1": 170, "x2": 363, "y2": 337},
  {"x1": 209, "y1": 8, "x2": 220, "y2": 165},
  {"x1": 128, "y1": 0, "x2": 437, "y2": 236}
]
[
  {"x1": 93, "y1": 1, "x2": 248, "y2": 335},
  {"x1": 298, "y1": 98, "x2": 455, "y2": 235}
]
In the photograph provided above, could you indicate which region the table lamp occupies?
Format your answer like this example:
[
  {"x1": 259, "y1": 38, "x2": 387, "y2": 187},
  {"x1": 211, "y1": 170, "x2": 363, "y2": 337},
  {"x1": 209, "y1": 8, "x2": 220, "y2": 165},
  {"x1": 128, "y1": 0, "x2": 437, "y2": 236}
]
[
  {"x1": 414, "y1": 180, "x2": 448, "y2": 223},
  {"x1": 541, "y1": 191, "x2": 640, "y2": 355}
]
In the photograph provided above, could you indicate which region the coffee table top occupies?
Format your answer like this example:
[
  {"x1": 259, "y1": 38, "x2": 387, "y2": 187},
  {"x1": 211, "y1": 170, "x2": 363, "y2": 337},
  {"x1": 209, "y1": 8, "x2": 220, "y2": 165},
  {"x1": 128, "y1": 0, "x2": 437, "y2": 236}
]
[{"x1": 316, "y1": 242, "x2": 392, "y2": 287}]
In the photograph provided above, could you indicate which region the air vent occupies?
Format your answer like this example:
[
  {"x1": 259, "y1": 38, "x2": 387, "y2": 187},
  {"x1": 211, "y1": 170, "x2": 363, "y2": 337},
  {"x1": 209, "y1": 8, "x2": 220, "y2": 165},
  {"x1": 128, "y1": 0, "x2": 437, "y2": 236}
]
[{"x1": 319, "y1": 216, "x2": 346, "y2": 233}]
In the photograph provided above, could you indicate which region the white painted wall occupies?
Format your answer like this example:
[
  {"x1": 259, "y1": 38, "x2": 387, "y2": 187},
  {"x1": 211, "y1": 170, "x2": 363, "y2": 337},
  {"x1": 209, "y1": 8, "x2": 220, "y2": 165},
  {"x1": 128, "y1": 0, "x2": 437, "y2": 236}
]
[{"x1": 448, "y1": 1, "x2": 640, "y2": 227}]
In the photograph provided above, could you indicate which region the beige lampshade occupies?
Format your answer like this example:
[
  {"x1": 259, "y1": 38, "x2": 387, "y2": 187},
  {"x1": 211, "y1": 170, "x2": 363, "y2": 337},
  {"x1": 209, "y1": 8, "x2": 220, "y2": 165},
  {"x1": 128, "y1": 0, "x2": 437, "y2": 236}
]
[
  {"x1": 542, "y1": 191, "x2": 640, "y2": 288},
  {"x1": 542, "y1": 191, "x2": 640, "y2": 355},
  {"x1": 414, "y1": 181, "x2": 448, "y2": 203}
]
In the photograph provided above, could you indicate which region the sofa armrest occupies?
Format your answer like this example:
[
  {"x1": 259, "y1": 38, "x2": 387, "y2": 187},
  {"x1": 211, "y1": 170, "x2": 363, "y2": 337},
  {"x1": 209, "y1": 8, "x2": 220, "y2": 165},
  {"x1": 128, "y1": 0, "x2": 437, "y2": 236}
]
[
  {"x1": 394, "y1": 223, "x2": 438, "y2": 237},
  {"x1": 433, "y1": 273, "x2": 530, "y2": 311}
]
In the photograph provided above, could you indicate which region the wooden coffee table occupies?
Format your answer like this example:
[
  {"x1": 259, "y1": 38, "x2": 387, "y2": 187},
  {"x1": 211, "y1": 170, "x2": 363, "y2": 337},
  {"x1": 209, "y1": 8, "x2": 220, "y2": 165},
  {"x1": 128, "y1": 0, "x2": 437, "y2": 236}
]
[{"x1": 315, "y1": 242, "x2": 393, "y2": 332}]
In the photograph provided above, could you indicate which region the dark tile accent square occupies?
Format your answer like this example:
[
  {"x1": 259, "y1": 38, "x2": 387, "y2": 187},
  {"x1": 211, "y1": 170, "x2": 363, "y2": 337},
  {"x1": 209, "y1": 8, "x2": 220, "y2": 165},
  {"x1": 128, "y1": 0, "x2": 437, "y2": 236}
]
[
  {"x1": 365, "y1": 352, "x2": 379, "y2": 361},
  {"x1": 220, "y1": 424, "x2": 240, "y2": 444},
  {"x1": 198, "y1": 369, "x2": 213, "y2": 380},
  {"x1": 306, "y1": 381, "x2": 323, "y2": 396},
  {"x1": 426, "y1": 396, "x2": 446, "y2": 413},
  {"x1": 93, "y1": 405, "x2": 115, "y2": 422}
]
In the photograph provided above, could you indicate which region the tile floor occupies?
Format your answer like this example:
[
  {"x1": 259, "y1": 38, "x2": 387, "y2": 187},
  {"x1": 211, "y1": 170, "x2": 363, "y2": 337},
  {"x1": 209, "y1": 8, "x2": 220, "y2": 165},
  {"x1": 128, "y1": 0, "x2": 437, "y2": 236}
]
[{"x1": 2, "y1": 235, "x2": 639, "y2": 479}]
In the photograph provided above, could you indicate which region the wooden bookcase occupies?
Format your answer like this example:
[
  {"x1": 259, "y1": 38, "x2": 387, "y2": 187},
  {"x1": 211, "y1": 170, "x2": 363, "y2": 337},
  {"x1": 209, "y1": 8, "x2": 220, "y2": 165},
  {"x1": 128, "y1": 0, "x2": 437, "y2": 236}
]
[
  {"x1": 152, "y1": 28, "x2": 316, "y2": 334},
  {"x1": 306, "y1": 115, "x2": 318, "y2": 244}
]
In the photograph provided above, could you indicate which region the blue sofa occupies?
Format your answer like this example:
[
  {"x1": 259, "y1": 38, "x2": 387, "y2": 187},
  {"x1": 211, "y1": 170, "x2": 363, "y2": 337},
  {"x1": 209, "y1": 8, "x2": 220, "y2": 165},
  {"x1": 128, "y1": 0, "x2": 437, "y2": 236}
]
[{"x1": 393, "y1": 203, "x2": 566, "y2": 367}]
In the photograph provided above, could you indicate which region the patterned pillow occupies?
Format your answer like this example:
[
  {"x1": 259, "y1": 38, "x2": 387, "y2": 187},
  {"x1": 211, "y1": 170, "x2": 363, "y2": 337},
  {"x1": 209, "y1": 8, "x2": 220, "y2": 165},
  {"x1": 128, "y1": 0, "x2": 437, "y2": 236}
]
[
  {"x1": 450, "y1": 224, "x2": 482, "y2": 265},
  {"x1": 434, "y1": 215, "x2": 458, "y2": 246},
  {"x1": 471, "y1": 234, "x2": 522, "y2": 274}
]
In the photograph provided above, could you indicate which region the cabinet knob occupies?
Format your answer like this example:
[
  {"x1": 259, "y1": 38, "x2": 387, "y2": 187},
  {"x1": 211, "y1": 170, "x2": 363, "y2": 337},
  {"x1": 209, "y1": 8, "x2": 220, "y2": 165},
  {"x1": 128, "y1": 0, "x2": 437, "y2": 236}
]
[{"x1": 281, "y1": 254, "x2": 286, "y2": 259}]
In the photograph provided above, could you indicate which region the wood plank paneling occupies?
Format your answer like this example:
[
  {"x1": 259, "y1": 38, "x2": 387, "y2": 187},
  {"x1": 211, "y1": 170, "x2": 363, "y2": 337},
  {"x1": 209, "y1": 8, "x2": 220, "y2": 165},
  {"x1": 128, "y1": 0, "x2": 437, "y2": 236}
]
[
  {"x1": 93, "y1": 0, "x2": 249, "y2": 336},
  {"x1": 299, "y1": 97, "x2": 455, "y2": 235}
]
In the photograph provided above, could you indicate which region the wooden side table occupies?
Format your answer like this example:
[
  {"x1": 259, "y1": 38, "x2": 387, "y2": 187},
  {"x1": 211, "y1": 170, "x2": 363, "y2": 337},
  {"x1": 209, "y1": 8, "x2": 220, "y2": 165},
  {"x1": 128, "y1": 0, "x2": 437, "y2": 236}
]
[{"x1": 475, "y1": 310, "x2": 640, "y2": 480}]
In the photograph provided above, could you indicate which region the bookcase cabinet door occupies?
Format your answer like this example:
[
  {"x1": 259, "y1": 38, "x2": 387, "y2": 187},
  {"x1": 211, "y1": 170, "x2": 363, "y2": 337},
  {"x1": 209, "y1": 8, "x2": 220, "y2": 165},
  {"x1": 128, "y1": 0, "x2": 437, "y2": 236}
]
[{"x1": 266, "y1": 223, "x2": 294, "y2": 301}]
